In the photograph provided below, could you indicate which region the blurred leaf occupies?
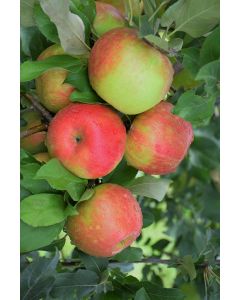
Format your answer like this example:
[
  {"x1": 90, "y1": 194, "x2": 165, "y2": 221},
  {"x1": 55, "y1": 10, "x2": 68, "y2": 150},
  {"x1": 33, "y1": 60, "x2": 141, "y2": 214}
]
[
  {"x1": 161, "y1": 0, "x2": 220, "y2": 38},
  {"x1": 139, "y1": 15, "x2": 154, "y2": 37},
  {"x1": 21, "y1": 251, "x2": 59, "y2": 300},
  {"x1": 40, "y1": 0, "x2": 89, "y2": 55},
  {"x1": 134, "y1": 287, "x2": 151, "y2": 300},
  {"x1": 182, "y1": 48, "x2": 201, "y2": 77},
  {"x1": 70, "y1": 90, "x2": 101, "y2": 103},
  {"x1": 142, "y1": 282, "x2": 185, "y2": 300},
  {"x1": 70, "y1": 0, "x2": 96, "y2": 24},
  {"x1": 21, "y1": 0, "x2": 37, "y2": 27},
  {"x1": 50, "y1": 269, "x2": 99, "y2": 299},
  {"x1": 142, "y1": 209, "x2": 155, "y2": 228},
  {"x1": 20, "y1": 55, "x2": 85, "y2": 82},
  {"x1": 169, "y1": 38, "x2": 183, "y2": 52},
  {"x1": 35, "y1": 158, "x2": 87, "y2": 201},
  {"x1": 114, "y1": 247, "x2": 143, "y2": 262},
  {"x1": 173, "y1": 91, "x2": 216, "y2": 126},
  {"x1": 80, "y1": 188, "x2": 95, "y2": 202},
  {"x1": 21, "y1": 193, "x2": 66, "y2": 227},
  {"x1": 34, "y1": 4, "x2": 60, "y2": 43},
  {"x1": 144, "y1": 34, "x2": 168, "y2": 52},
  {"x1": 152, "y1": 239, "x2": 170, "y2": 250},
  {"x1": 78, "y1": 251, "x2": 108, "y2": 275},
  {"x1": 127, "y1": 176, "x2": 171, "y2": 202},
  {"x1": 173, "y1": 68, "x2": 202, "y2": 90},
  {"x1": 39, "y1": 236, "x2": 66, "y2": 251},
  {"x1": 20, "y1": 221, "x2": 64, "y2": 253},
  {"x1": 200, "y1": 26, "x2": 220, "y2": 66},
  {"x1": 179, "y1": 255, "x2": 197, "y2": 281}
]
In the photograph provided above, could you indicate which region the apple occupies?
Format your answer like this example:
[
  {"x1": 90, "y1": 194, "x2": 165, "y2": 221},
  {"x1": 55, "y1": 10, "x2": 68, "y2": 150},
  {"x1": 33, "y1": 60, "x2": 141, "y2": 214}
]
[
  {"x1": 20, "y1": 111, "x2": 47, "y2": 154},
  {"x1": 100, "y1": 0, "x2": 142, "y2": 16},
  {"x1": 125, "y1": 101, "x2": 194, "y2": 174},
  {"x1": 34, "y1": 152, "x2": 50, "y2": 163},
  {"x1": 88, "y1": 28, "x2": 174, "y2": 115},
  {"x1": 35, "y1": 44, "x2": 75, "y2": 113},
  {"x1": 66, "y1": 183, "x2": 143, "y2": 257},
  {"x1": 46, "y1": 103, "x2": 126, "y2": 179},
  {"x1": 93, "y1": 2, "x2": 126, "y2": 37}
]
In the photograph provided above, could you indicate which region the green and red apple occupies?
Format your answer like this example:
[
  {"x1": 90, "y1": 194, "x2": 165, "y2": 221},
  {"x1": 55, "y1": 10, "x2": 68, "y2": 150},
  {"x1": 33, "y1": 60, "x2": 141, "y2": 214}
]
[
  {"x1": 93, "y1": 2, "x2": 126, "y2": 37},
  {"x1": 89, "y1": 28, "x2": 174, "y2": 115},
  {"x1": 66, "y1": 183, "x2": 143, "y2": 257},
  {"x1": 46, "y1": 103, "x2": 126, "y2": 179},
  {"x1": 101, "y1": 0, "x2": 142, "y2": 16},
  {"x1": 35, "y1": 44, "x2": 74, "y2": 113},
  {"x1": 125, "y1": 101, "x2": 194, "y2": 174}
]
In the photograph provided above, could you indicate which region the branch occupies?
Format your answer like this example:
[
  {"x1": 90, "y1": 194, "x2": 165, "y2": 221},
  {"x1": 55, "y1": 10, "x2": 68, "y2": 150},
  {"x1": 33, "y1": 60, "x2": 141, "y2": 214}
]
[
  {"x1": 21, "y1": 123, "x2": 48, "y2": 138},
  {"x1": 23, "y1": 93, "x2": 53, "y2": 123}
]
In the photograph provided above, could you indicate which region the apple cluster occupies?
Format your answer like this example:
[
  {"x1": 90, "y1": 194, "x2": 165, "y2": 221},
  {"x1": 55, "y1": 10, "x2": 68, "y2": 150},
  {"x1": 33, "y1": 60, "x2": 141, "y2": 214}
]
[{"x1": 21, "y1": 1, "x2": 194, "y2": 257}]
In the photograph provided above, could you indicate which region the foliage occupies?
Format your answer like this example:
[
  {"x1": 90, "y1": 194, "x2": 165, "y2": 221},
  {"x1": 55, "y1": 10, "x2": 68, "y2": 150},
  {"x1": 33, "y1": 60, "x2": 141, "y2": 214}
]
[{"x1": 20, "y1": 0, "x2": 220, "y2": 299}]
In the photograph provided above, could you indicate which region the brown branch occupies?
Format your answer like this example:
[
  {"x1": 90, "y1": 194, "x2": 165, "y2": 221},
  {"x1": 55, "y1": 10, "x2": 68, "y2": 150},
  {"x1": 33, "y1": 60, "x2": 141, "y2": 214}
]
[
  {"x1": 23, "y1": 93, "x2": 53, "y2": 123},
  {"x1": 21, "y1": 123, "x2": 48, "y2": 138}
]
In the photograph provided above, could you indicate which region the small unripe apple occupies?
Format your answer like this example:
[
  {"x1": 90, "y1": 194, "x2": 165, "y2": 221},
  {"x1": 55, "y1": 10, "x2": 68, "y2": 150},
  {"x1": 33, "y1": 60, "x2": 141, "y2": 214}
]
[
  {"x1": 101, "y1": 0, "x2": 142, "y2": 16},
  {"x1": 35, "y1": 44, "x2": 74, "y2": 113},
  {"x1": 46, "y1": 103, "x2": 126, "y2": 179},
  {"x1": 89, "y1": 28, "x2": 174, "y2": 115},
  {"x1": 20, "y1": 111, "x2": 47, "y2": 154},
  {"x1": 125, "y1": 101, "x2": 194, "y2": 174},
  {"x1": 66, "y1": 183, "x2": 143, "y2": 257},
  {"x1": 93, "y1": 2, "x2": 126, "y2": 37},
  {"x1": 33, "y1": 152, "x2": 50, "y2": 163}
]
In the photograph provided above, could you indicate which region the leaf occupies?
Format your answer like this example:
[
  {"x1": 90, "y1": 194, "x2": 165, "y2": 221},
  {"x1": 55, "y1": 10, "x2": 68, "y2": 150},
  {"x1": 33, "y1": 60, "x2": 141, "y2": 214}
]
[
  {"x1": 35, "y1": 158, "x2": 87, "y2": 201},
  {"x1": 80, "y1": 188, "x2": 95, "y2": 202},
  {"x1": 139, "y1": 15, "x2": 154, "y2": 37},
  {"x1": 182, "y1": 48, "x2": 201, "y2": 77},
  {"x1": 179, "y1": 255, "x2": 197, "y2": 281},
  {"x1": 168, "y1": 38, "x2": 183, "y2": 52},
  {"x1": 161, "y1": 0, "x2": 220, "y2": 38},
  {"x1": 50, "y1": 269, "x2": 99, "y2": 299},
  {"x1": 40, "y1": 0, "x2": 89, "y2": 55},
  {"x1": 199, "y1": 26, "x2": 220, "y2": 66},
  {"x1": 135, "y1": 288, "x2": 151, "y2": 300},
  {"x1": 144, "y1": 35, "x2": 168, "y2": 52},
  {"x1": 173, "y1": 91, "x2": 216, "y2": 126},
  {"x1": 78, "y1": 251, "x2": 108, "y2": 276},
  {"x1": 70, "y1": 90, "x2": 101, "y2": 103},
  {"x1": 20, "y1": 55, "x2": 85, "y2": 82},
  {"x1": 70, "y1": 0, "x2": 96, "y2": 24},
  {"x1": 113, "y1": 247, "x2": 143, "y2": 262},
  {"x1": 142, "y1": 282, "x2": 185, "y2": 300},
  {"x1": 21, "y1": 252, "x2": 59, "y2": 300},
  {"x1": 20, "y1": 0, "x2": 37, "y2": 27},
  {"x1": 20, "y1": 221, "x2": 64, "y2": 253},
  {"x1": 34, "y1": 4, "x2": 60, "y2": 43},
  {"x1": 126, "y1": 176, "x2": 171, "y2": 202},
  {"x1": 142, "y1": 209, "x2": 155, "y2": 228},
  {"x1": 21, "y1": 193, "x2": 66, "y2": 227},
  {"x1": 152, "y1": 239, "x2": 170, "y2": 250}
]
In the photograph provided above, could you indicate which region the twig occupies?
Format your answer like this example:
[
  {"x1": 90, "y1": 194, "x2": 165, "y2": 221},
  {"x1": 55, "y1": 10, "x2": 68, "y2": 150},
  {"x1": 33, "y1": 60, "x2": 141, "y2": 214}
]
[
  {"x1": 21, "y1": 124, "x2": 48, "y2": 138},
  {"x1": 23, "y1": 93, "x2": 53, "y2": 123},
  {"x1": 20, "y1": 106, "x2": 35, "y2": 115}
]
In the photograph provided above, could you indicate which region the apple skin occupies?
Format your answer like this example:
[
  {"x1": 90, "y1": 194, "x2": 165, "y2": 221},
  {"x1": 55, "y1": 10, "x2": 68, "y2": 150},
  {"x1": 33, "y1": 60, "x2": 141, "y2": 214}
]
[
  {"x1": 20, "y1": 111, "x2": 47, "y2": 154},
  {"x1": 93, "y1": 2, "x2": 126, "y2": 37},
  {"x1": 125, "y1": 101, "x2": 194, "y2": 174},
  {"x1": 46, "y1": 103, "x2": 126, "y2": 179},
  {"x1": 100, "y1": 0, "x2": 142, "y2": 16},
  {"x1": 88, "y1": 28, "x2": 174, "y2": 115},
  {"x1": 34, "y1": 152, "x2": 50, "y2": 163},
  {"x1": 66, "y1": 183, "x2": 143, "y2": 257},
  {"x1": 35, "y1": 44, "x2": 74, "y2": 113}
]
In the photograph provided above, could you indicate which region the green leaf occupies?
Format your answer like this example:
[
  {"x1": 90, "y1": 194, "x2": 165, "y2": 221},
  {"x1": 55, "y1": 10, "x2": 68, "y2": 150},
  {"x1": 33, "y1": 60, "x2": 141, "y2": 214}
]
[
  {"x1": 78, "y1": 251, "x2": 108, "y2": 276},
  {"x1": 51, "y1": 269, "x2": 99, "y2": 299},
  {"x1": 126, "y1": 176, "x2": 171, "y2": 202},
  {"x1": 113, "y1": 247, "x2": 143, "y2": 262},
  {"x1": 161, "y1": 0, "x2": 220, "y2": 38},
  {"x1": 143, "y1": 282, "x2": 185, "y2": 300},
  {"x1": 20, "y1": 221, "x2": 64, "y2": 253},
  {"x1": 70, "y1": 90, "x2": 101, "y2": 103},
  {"x1": 139, "y1": 15, "x2": 154, "y2": 37},
  {"x1": 21, "y1": 0, "x2": 37, "y2": 27},
  {"x1": 182, "y1": 48, "x2": 201, "y2": 77},
  {"x1": 21, "y1": 193, "x2": 66, "y2": 227},
  {"x1": 80, "y1": 188, "x2": 95, "y2": 202},
  {"x1": 40, "y1": 0, "x2": 89, "y2": 55},
  {"x1": 168, "y1": 38, "x2": 183, "y2": 52},
  {"x1": 199, "y1": 26, "x2": 220, "y2": 66},
  {"x1": 179, "y1": 255, "x2": 197, "y2": 281},
  {"x1": 20, "y1": 54, "x2": 85, "y2": 82},
  {"x1": 135, "y1": 288, "x2": 151, "y2": 300},
  {"x1": 70, "y1": 0, "x2": 96, "y2": 24},
  {"x1": 144, "y1": 35, "x2": 168, "y2": 52},
  {"x1": 34, "y1": 4, "x2": 60, "y2": 43},
  {"x1": 152, "y1": 239, "x2": 170, "y2": 250},
  {"x1": 173, "y1": 91, "x2": 216, "y2": 126},
  {"x1": 142, "y1": 209, "x2": 155, "y2": 228},
  {"x1": 35, "y1": 158, "x2": 87, "y2": 201}
]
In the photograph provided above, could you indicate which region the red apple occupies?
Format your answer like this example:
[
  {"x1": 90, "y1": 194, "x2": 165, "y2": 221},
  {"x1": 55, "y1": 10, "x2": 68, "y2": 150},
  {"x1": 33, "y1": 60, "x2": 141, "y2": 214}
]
[
  {"x1": 88, "y1": 28, "x2": 174, "y2": 115},
  {"x1": 35, "y1": 44, "x2": 75, "y2": 113},
  {"x1": 125, "y1": 101, "x2": 194, "y2": 174},
  {"x1": 66, "y1": 183, "x2": 143, "y2": 257},
  {"x1": 93, "y1": 2, "x2": 126, "y2": 37},
  {"x1": 46, "y1": 103, "x2": 126, "y2": 179}
]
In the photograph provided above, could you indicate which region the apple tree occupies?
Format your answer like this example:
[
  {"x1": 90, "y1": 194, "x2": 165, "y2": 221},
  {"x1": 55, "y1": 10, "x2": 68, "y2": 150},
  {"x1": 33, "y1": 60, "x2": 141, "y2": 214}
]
[{"x1": 20, "y1": 0, "x2": 220, "y2": 299}]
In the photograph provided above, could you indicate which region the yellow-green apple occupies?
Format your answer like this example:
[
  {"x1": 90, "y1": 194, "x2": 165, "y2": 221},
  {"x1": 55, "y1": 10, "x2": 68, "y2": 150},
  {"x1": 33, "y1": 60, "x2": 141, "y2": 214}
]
[
  {"x1": 66, "y1": 183, "x2": 143, "y2": 257},
  {"x1": 20, "y1": 111, "x2": 47, "y2": 154},
  {"x1": 93, "y1": 2, "x2": 126, "y2": 37},
  {"x1": 35, "y1": 44, "x2": 74, "y2": 113},
  {"x1": 101, "y1": 0, "x2": 142, "y2": 16},
  {"x1": 46, "y1": 103, "x2": 126, "y2": 179},
  {"x1": 125, "y1": 101, "x2": 194, "y2": 174},
  {"x1": 88, "y1": 28, "x2": 174, "y2": 115},
  {"x1": 34, "y1": 152, "x2": 50, "y2": 163}
]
